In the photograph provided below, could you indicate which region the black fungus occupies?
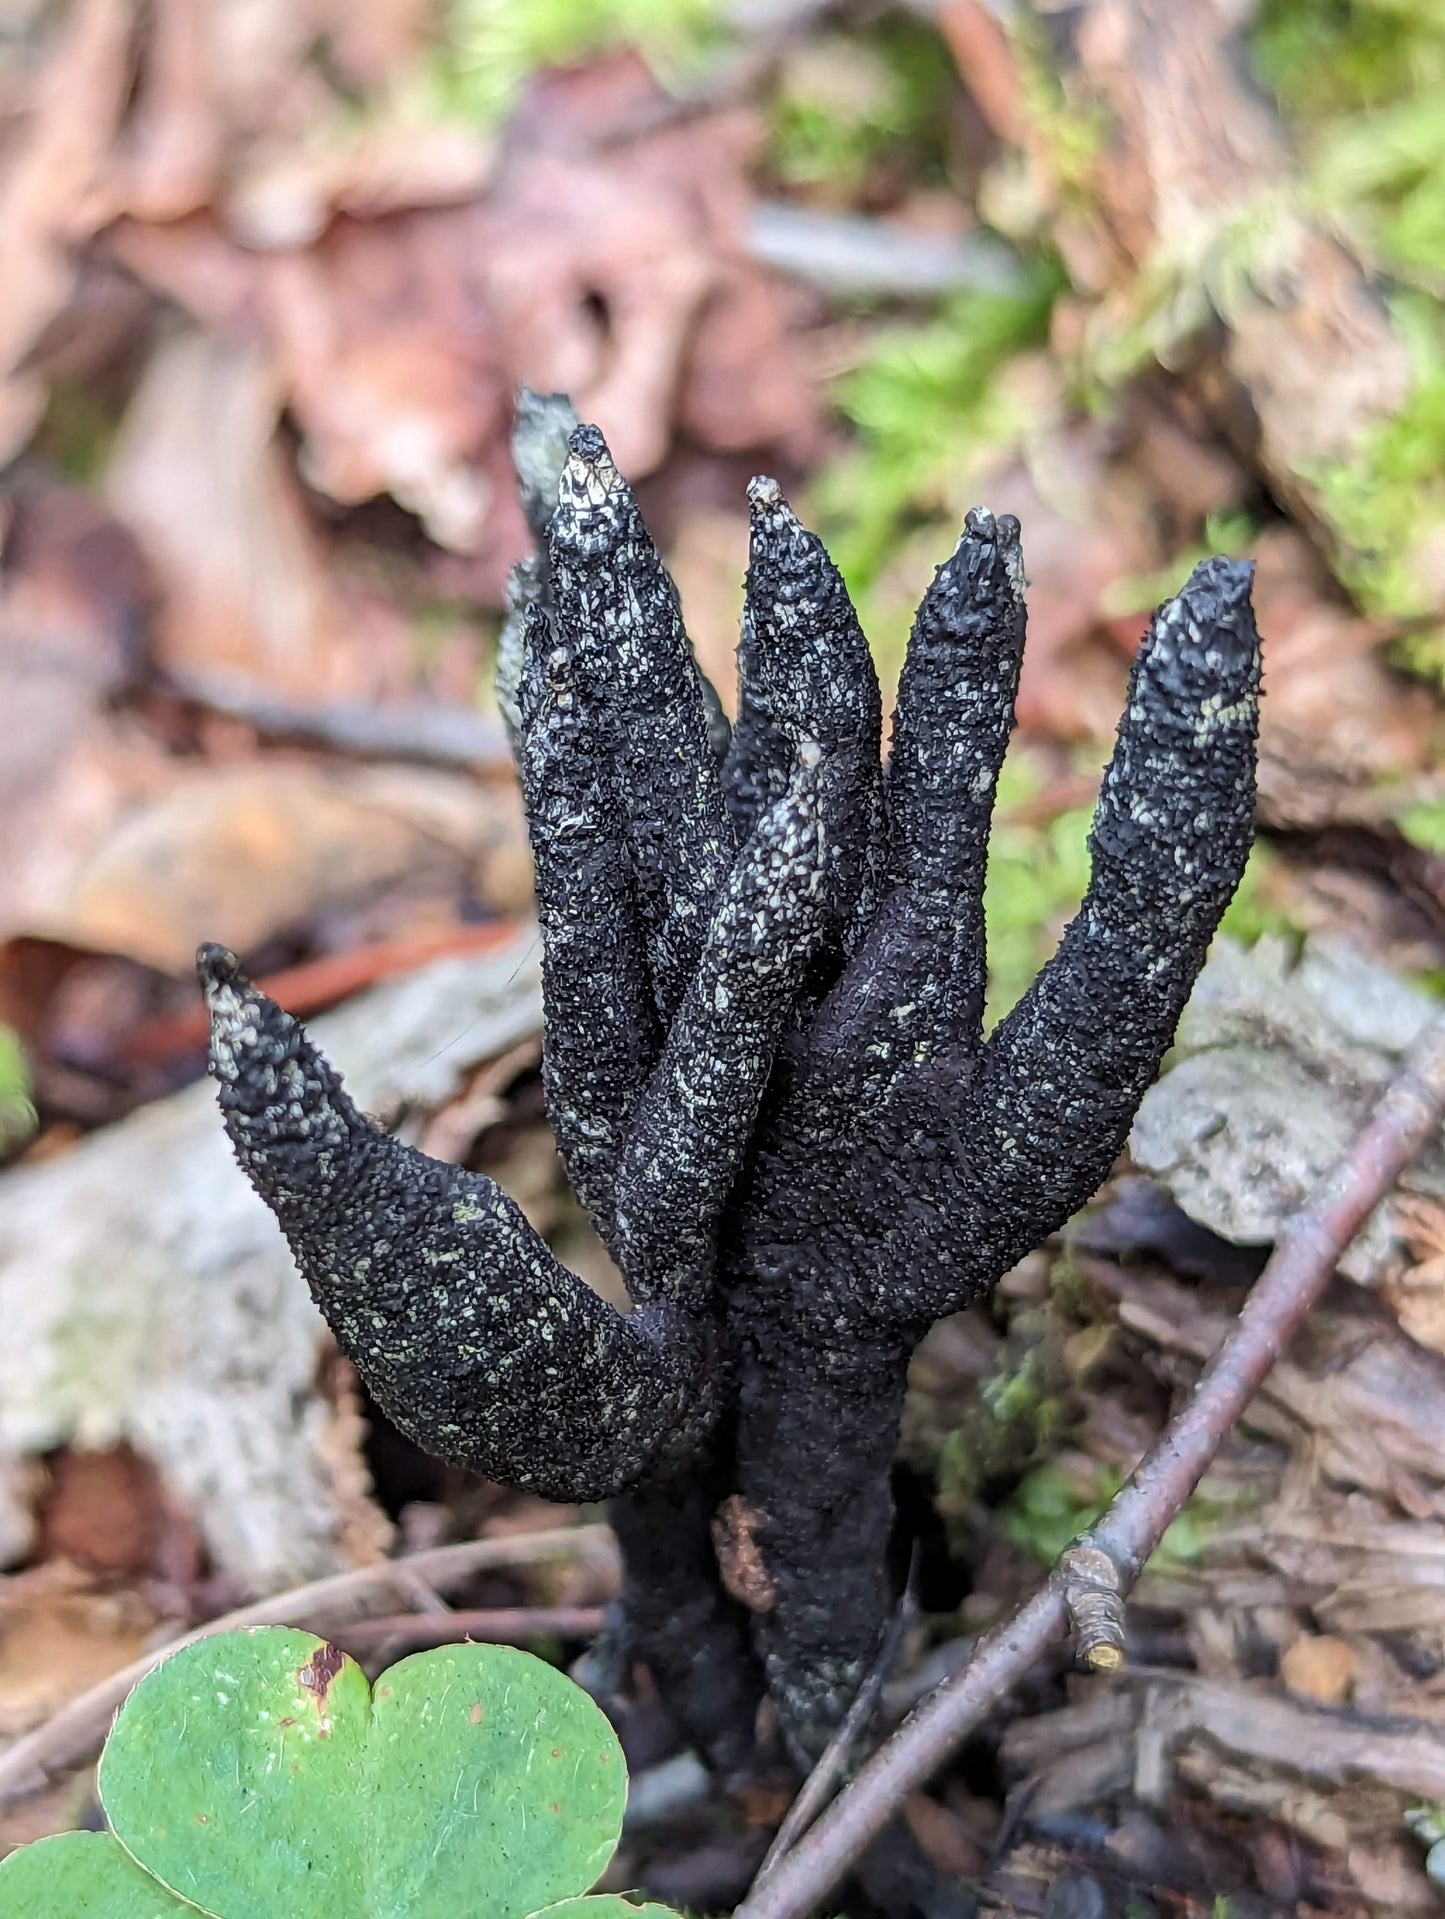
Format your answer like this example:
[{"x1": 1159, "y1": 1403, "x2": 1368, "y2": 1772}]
[{"x1": 201, "y1": 409, "x2": 1259, "y2": 1786}]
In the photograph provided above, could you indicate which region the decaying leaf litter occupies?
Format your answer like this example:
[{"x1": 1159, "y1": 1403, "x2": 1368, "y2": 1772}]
[{"x1": 1, "y1": 0, "x2": 1445, "y2": 1913}]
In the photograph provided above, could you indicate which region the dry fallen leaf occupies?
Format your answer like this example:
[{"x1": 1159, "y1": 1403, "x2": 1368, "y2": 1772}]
[
  {"x1": 1249, "y1": 526, "x2": 1434, "y2": 790},
  {"x1": 1280, "y1": 1633, "x2": 1357, "y2": 1708},
  {"x1": 104, "y1": 326, "x2": 409, "y2": 702},
  {"x1": 29, "y1": 758, "x2": 530, "y2": 976},
  {"x1": 0, "y1": 0, "x2": 135, "y2": 458},
  {"x1": 119, "y1": 0, "x2": 224, "y2": 223},
  {"x1": 902, "y1": 1792, "x2": 986, "y2": 1881},
  {"x1": 33, "y1": 1446, "x2": 168, "y2": 1580},
  {"x1": 1385, "y1": 1194, "x2": 1445, "y2": 1360},
  {"x1": 96, "y1": 47, "x2": 819, "y2": 589},
  {"x1": 0, "y1": 1591, "x2": 153, "y2": 1742},
  {"x1": 0, "y1": 487, "x2": 180, "y2": 962},
  {"x1": 991, "y1": 405, "x2": 1154, "y2": 740},
  {"x1": 665, "y1": 507, "x2": 749, "y2": 718}
]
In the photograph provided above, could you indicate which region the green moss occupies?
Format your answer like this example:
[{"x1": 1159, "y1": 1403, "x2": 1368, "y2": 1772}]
[
  {"x1": 1004, "y1": 7, "x2": 1107, "y2": 206},
  {"x1": 810, "y1": 260, "x2": 1064, "y2": 668},
  {"x1": 980, "y1": 1344, "x2": 1063, "y2": 1439},
  {"x1": 1398, "y1": 796, "x2": 1445, "y2": 855},
  {"x1": 1247, "y1": 1, "x2": 1445, "y2": 667},
  {"x1": 439, "y1": 0, "x2": 723, "y2": 123},
  {"x1": 1252, "y1": 0, "x2": 1445, "y2": 297},
  {"x1": 982, "y1": 745, "x2": 1292, "y2": 1031},
  {"x1": 997, "y1": 1461, "x2": 1117, "y2": 1565},
  {"x1": 766, "y1": 17, "x2": 956, "y2": 199},
  {"x1": 0, "y1": 1027, "x2": 36, "y2": 1154},
  {"x1": 997, "y1": 1461, "x2": 1233, "y2": 1571},
  {"x1": 1251, "y1": 0, "x2": 1436, "y2": 123},
  {"x1": 933, "y1": 1335, "x2": 1072, "y2": 1534},
  {"x1": 1076, "y1": 186, "x2": 1308, "y2": 406},
  {"x1": 1306, "y1": 292, "x2": 1445, "y2": 658}
]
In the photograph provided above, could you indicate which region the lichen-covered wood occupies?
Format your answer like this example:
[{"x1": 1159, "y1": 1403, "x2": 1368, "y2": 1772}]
[{"x1": 201, "y1": 392, "x2": 1260, "y2": 1818}]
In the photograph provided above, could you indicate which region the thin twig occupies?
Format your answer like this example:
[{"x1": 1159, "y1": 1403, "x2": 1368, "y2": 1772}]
[
  {"x1": 334, "y1": 1605, "x2": 607, "y2": 1653},
  {"x1": 0, "y1": 1524, "x2": 615, "y2": 1809},
  {"x1": 162, "y1": 667, "x2": 513, "y2": 777},
  {"x1": 733, "y1": 1010, "x2": 1445, "y2": 1919},
  {"x1": 385, "y1": 1567, "x2": 455, "y2": 1617},
  {"x1": 753, "y1": 1557, "x2": 919, "y2": 1883},
  {"x1": 747, "y1": 204, "x2": 1021, "y2": 299}
]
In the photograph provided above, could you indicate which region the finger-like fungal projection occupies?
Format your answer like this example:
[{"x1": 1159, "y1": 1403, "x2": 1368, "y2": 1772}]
[
  {"x1": 202, "y1": 399, "x2": 1260, "y2": 1910},
  {"x1": 549, "y1": 426, "x2": 735, "y2": 1024},
  {"x1": 197, "y1": 943, "x2": 718, "y2": 1502}
]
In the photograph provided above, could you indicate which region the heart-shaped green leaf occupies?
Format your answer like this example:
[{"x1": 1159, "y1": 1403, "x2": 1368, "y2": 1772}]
[
  {"x1": 0, "y1": 1830, "x2": 190, "y2": 1917},
  {"x1": 99, "y1": 1629, "x2": 627, "y2": 1919}
]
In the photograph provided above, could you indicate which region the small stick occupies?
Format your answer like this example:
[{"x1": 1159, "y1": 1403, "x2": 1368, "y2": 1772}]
[
  {"x1": 334, "y1": 1605, "x2": 607, "y2": 1653},
  {"x1": 161, "y1": 668, "x2": 513, "y2": 777},
  {"x1": 733, "y1": 1010, "x2": 1445, "y2": 1919},
  {"x1": 753, "y1": 1562, "x2": 919, "y2": 1883},
  {"x1": 385, "y1": 1568, "x2": 454, "y2": 1617},
  {"x1": 0, "y1": 1524, "x2": 615, "y2": 1809}
]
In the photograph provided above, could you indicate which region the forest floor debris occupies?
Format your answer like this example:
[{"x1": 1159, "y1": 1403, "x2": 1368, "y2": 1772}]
[{"x1": 3, "y1": 1, "x2": 1445, "y2": 1914}]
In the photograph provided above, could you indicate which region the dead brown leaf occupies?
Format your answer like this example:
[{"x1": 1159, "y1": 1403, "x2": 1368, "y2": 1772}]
[
  {"x1": 1280, "y1": 1633, "x2": 1356, "y2": 1708},
  {"x1": 0, "y1": 0, "x2": 135, "y2": 458},
  {"x1": 0, "y1": 488, "x2": 179, "y2": 967},
  {"x1": 903, "y1": 1791, "x2": 986, "y2": 1879},
  {"x1": 103, "y1": 326, "x2": 411, "y2": 701},
  {"x1": 33, "y1": 1446, "x2": 168, "y2": 1581},
  {"x1": 992, "y1": 399, "x2": 1155, "y2": 740},
  {"x1": 0, "y1": 1589, "x2": 153, "y2": 1743},
  {"x1": 665, "y1": 507, "x2": 748, "y2": 717},
  {"x1": 1385, "y1": 1194, "x2": 1445, "y2": 1359},
  {"x1": 1250, "y1": 526, "x2": 1435, "y2": 790},
  {"x1": 29, "y1": 758, "x2": 527, "y2": 976},
  {"x1": 119, "y1": 0, "x2": 223, "y2": 223},
  {"x1": 97, "y1": 48, "x2": 818, "y2": 590}
]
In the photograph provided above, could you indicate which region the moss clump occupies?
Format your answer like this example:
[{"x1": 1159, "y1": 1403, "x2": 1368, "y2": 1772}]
[
  {"x1": 1308, "y1": 293, "x2": 1445, "y2": 666},
  {"x1": 1002, "y1": 5, "x2": 1108, "y2": 209},
  {"x1": 1247, "y1": 1, "x2": 1445, "y2": 665},
  {"x1": 810, "y1": 261, "x2": 1064, "y2": 657},
  {"x1": 1398, "y1": 795, "x2": 1445, "y2": 856},
  {"x1": 766, "y1": 16, "x2": 956, "y2": 202},
  {"x1": 982, "y1": 745, "x2": 1291, "y2": 1032},
  {"x1": 998, "y1": 1460, "x2": 1232, "y2": 1571},
  {"x1": 0, "y1": 1027, "x2": 35, "y2": 1154},
  {"x1": 931, "y1": 1327, "x2": 1073, "y2": 1544},
  {"x1": 1252, "y1": 0, "x2": 1445, "y2": 294},
  {"x1": 440, "y1": 0, "x2": 723, "y2": 123}
]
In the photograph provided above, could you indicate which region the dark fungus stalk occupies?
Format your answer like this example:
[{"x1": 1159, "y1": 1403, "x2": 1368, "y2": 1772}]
[{"x1": 201, "y1": 388, "x2": 1260, "y2": 1899}]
